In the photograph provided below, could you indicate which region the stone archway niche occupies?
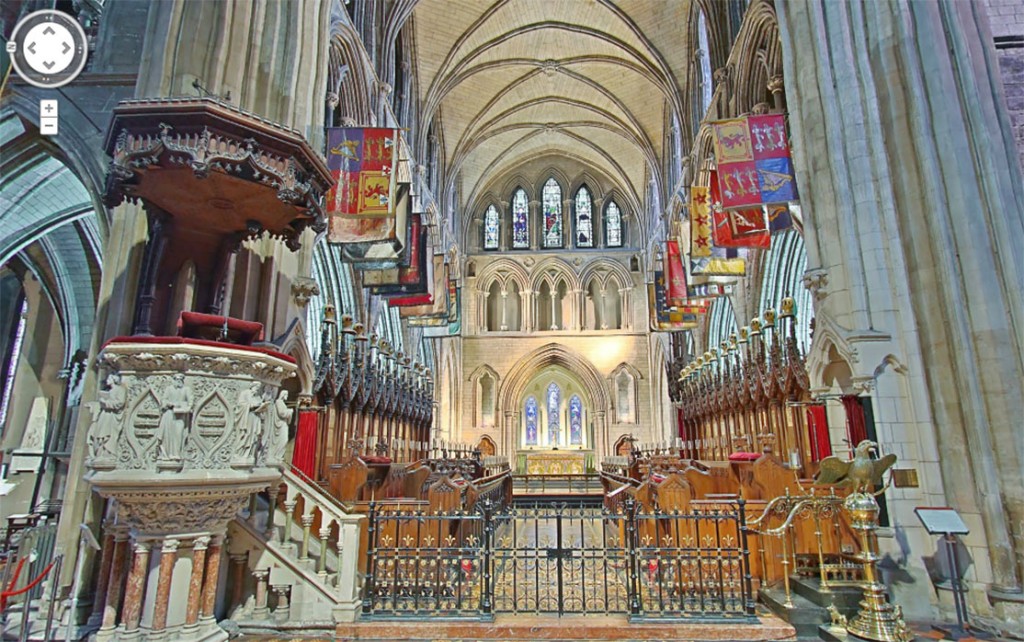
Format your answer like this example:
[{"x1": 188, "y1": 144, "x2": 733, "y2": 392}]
[{"x1": 497, "y1": 343, "x2": 610, "y2": 473}]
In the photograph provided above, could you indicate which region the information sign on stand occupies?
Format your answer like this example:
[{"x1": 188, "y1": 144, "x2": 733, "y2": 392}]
[{"x1": 914, "y1": 507, "x2": 990, "y2": 641}]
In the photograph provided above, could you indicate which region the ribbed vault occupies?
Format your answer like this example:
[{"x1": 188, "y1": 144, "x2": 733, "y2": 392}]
[{"x1": 409, "y1": 0, "x2": 694, "y2": 249}]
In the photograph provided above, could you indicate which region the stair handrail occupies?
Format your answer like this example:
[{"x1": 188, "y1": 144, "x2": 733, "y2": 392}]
[{"x1": 284, "y1": 465, "x2": 355, "y2": 518}]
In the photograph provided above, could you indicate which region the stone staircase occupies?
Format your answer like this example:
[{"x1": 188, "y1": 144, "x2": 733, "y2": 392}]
[
  {"x1": 224, "y1": 468, "x2": 363, "y2": 636},
  {"x1": 760, "y1": 576, "x2": 862, "y2": 640}
]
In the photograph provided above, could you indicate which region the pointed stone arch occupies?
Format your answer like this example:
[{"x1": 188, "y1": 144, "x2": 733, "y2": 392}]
[{"x1": 497, "y1": 343, "x2": 611, "y2": 458}]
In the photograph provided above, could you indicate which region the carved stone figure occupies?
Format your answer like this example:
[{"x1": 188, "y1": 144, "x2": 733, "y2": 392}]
[
  {"x1": 88, "y1": 373, "x2": 128, "y2": 461},
  {"x1": 235, "y1": 382, "x2": 268, "y2": 460},
  {"x1": 157, "y1": 373, "x2": 193, "y2": 460},
  {"x1": 267, "y1": 390, "x2": 293, "y2": 464}
]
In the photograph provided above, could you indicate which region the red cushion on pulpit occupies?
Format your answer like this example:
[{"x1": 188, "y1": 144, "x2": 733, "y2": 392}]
[
  {"x1": 361, "y1": 456, "x2": 392, "y2": 464},
  {"x1": 728, "y1": 452, "x2": 761, "y2": 462},
  {"x1": 178, "y1": 311, "x2": 264, "y2": 344},
  {"x1": 103, "y1": 336, "x2": 295, "y2": 364}
]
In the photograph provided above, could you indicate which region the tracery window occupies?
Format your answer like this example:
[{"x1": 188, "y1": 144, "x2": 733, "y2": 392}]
[
  {"x1": 524, "y1": 395, "x2": 538, "y2": 445},
  {"x1": 546, "y1": 382, "x2": 561, "y2": 445},
  {"x1": 574, "y1": 186, "x2": 594, "y2": 248},
  {"x1": 512, "y1": 189, "x2": 529, "y2": 249},
  {"x1": 483, "y1": 205, "x2": 500, "y2": 250},
  {"x1": 569, "y1": 395, "x2": 583, "y2": 445},
  {"x1": 605, "y1": 201, "x2": 623, "y2": 248},
  {"x1": 541, "y1": 178, "x2": 563, "y2": 248}
]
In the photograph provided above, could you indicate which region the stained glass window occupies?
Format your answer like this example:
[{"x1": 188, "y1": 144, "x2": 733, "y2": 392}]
[
  {"x1": 575, "y1": 186, "x2": 593, "y2": 248},
  {"x1": 546, "y1": 382, "x2": 561, "y2": 445},
  {"x1": 542, "y1": 178, "x2": 563, "y2": 248},
  {"x1": 524, "y1": 396, "x2": 538, "y2": 445},
  {"x1": 512, "y1": 189, "x2": 529, "y2": 249},
  {"x1": 483, "y1": 205, "x2": 499, "y2": 250},
  {"x1": 569, "y1": 395, "x2": 583, "y2": 445},
  {"x1": 605, "y1": 201, "x2": 622, "y2": 247}
]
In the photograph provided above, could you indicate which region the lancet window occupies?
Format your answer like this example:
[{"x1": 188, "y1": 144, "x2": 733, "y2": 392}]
[
  {"x1": 546, "y1": 382, "x2": 561, "y2": 445},
  {"x1": 574, "y1": 186, "x2": 594, "y2": 248},
  {"x1": 483, "y1": 205, "x2": 500, "y2": 250},
  {"x1": 569, "y1": 395, "x2": 583, "y2": 445},
  {"x1": 524, "y1": 395, "x2": 538, "y2": 445},
  {"x1": 605, "y1": 201, "x2": 623, "y2": 248},
  {"x1": 512, "y1": 188, "x2": 530, "y2": 249},
  {"x1": 541, "y1": 178, "x2": 563, "y2": 248},
  {"x1": 697, "y1": 9, "x2": 714, "y2": 117}
]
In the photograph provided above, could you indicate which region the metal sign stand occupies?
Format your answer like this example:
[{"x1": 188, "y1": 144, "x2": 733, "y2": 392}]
[{"x1": 914, "y1": 507, "x2": 992, "y2": 641}]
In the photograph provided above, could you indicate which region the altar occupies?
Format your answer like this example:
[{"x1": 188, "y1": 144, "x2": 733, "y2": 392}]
[{"x1": 523, "y1": 450, "x2": 588, "y2": 475}]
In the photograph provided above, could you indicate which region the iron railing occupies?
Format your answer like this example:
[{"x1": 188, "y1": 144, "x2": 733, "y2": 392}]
[{"x1": 362, "y1": 498, "x2": 756, "y2": 620}]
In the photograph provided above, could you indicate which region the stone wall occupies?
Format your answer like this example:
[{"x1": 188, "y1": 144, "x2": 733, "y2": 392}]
[{"x1": 984, "y1": 0, "x2": 1024, "y2": 171}]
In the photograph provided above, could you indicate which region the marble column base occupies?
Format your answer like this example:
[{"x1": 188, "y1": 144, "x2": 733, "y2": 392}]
[{"x1": 91, "y1": 621, "x2": 228, "y2": 642}]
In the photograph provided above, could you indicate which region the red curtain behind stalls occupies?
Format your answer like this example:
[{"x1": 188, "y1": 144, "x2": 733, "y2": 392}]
[
  {"x1": 291, "y1": 409, "x2": 319, "y2": 478},
  {"x1": 805, "y1": 404, "x2": 831, "y2": 461},
  {"x1": 841, "y1": 395, "x2": 868, "y2": 447}
]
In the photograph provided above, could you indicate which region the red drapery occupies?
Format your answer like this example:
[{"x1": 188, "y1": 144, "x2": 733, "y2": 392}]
[
  {"x1": 806, "y1": 404, "x2": 831, "y2": 462},
  {"x1": 291, "y1": 410, "x2": 319, "y2": 479},
  {"x1": 841, "y1": 395, "x2": 868, "y2": 448}
]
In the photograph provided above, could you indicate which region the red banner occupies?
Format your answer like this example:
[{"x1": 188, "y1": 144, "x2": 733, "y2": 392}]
[
  {"x1": 665, "y1": 240, "x2": 687, "y2": 305},
  {"x1": 709, "y1": 170, "x2": 769, "y2": 249}
]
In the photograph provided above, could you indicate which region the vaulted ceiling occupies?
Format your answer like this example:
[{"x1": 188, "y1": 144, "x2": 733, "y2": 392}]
[{"x1": 410, "y1": 0, "x2": 693, "y2": 240}]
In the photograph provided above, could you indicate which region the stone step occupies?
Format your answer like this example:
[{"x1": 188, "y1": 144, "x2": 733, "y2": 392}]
[
  {"x1": 760, "y1": 585, "x2": 831, "y2": 639},
  {"x1": 789, "y1": 576, "x2": 863, "y2": 612}
]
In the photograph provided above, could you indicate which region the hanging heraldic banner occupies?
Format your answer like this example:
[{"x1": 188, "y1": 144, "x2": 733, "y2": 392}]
[
  {"x1": 325, "y1": 127, "x2": 409, "y2": 267},
  {"x1": 709, "y1": 169, "x2": 769, "y2": 249},
  {"x1": 690, "y1": 186, "x2": 712, "y2": 258},
  {"x1": 665, "y1": 240, "x2": 688, "y2": 306},
  {"x1": 711, "y1": 114, "x2": 798, "y2": 210},
  {"x1": 649, "y1": 270, "x2": 701, "y2": 331}
]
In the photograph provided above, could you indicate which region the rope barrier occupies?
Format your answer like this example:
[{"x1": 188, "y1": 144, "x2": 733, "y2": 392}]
[{"x1": 0, "y1": 558, "x2": 56, "y2": 610}]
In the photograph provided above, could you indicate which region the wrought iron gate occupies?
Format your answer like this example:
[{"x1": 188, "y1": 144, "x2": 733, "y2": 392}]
[
  {"x1": 362, "y1": 498, "x2": 755, "y2": 620},
  {"x1": 490, "y1": 503, "x2": 630, "y2": 615}
]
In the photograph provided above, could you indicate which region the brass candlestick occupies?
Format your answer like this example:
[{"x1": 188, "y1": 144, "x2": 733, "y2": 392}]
[{"x1": 843, "y1": 491, "x2": 912, "y2": 642}]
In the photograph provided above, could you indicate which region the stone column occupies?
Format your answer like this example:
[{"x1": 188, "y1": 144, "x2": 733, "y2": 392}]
[
  {"x1": 87, "y1": 523, "x2": 116, "y2": 627},
  {"x1": 499, "y1": 290, "x2": 509, "y2": 331},
  {"x1": 571, "y1": 288, "x2": 583, "y2": 331},
  {"x1": 99, "y1": 527, "x2": 130, "y2": 631},
  {"x1": 317, "y1": 526, "x2": 331, "y2": 576},
  {"x1": 252, "y1": 568, "x2": 270, "y2": 619},
  {"x1": 265, "y1": 484, "x2": 279, "y2": 541},
  {"x1": 199, "y1": 536, "x2": 223, "y2": 621},
  {"x1": 777, "y1": 0, "x2": 1024, "y2": 608},
  {"x1": 184, "y1": 536, "x2": 209, "y2": 628},
  {"x1": 619, "y1": 287, "x2": 630, "y2": 330},
  {"x1": 228, "y1": 552, "x2": 248, "y2": 615},
  {"x1": 282, "y1": 500, "x2": 296, "y2": 547},
  {"x1": 300, "y1": 513, "x2": 314, "y2": 562},
  {"x1": 150, "y1": 538, "x2": 180, "y2": 634},
  {"x1": 119, "y1": 540, "x2": 152, "y2": 634},
  {"x1": 521, "y1": 289, "x2": 532, "y2": 332}
]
